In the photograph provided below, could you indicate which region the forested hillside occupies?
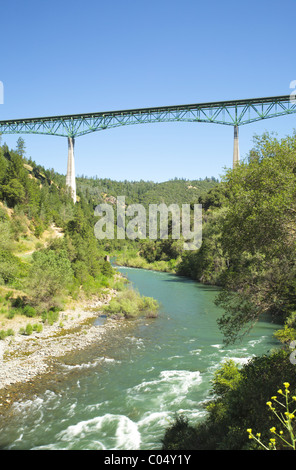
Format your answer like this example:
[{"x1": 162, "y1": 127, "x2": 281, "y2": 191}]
[
  {"x1": 77, "y1": 170, "x2": 218, "y2": 271},
  {"x1": 0, "y1": 138, "x2": 216, "y2": 330},
  {"x1": 77, "y1": 174, "x2": 218, "y2": 207},
  {"x1": 0, "y1": 138, "x2": 115, "y2": 331}
]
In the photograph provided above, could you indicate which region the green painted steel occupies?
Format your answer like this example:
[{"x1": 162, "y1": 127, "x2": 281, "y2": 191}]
[{"x1": 0, "y1": 95, "x2": 295, "y2": 138}]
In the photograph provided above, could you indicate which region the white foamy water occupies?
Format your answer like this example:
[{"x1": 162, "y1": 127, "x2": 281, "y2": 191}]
[
  {"x1": 0, "y1": 267, "x2": 280, "y2": 450},
  {"x1": 60, "y1": 356, "x2": 120, "y2": 371},
  {"x1": 56, "y1": 413, "x2": 141, "y2": 450},
  {"x1": 128, "y1": 369, "x2": 202, "y2": 409}
]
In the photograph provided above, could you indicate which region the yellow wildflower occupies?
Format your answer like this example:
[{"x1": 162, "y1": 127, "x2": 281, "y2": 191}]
[
  {"x1": 269, "y1": 440, "x2": 276, "y2": 449},
  {"x1": 270, "y1": 427, "x2": 276, "y2": 433},
  {"x1": 247, "y1": 428, "x2": 253, "y2": 439},
  {"x1": 269, "y1": 438, "x2": 276, "y2": 447},
  {"x1": 283, "y1": 382, "x2": 290, "y2": 388}
]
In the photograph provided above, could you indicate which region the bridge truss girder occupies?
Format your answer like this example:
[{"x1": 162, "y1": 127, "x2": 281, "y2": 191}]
[
  {"x1": 0, "y1": 95, "x2": 295, "y2": 138},
  {"x1": 1, "y1": 95, "x2": 295, "y2": 202}
]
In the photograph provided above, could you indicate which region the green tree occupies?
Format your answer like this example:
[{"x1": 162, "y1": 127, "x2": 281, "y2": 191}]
[
  {"x1": 27, "y1": 248, "x2": 74, "y2": 311},
  {"x1": 1, "y1": 178, "x2": 26, "y2": 207},
  {"x1": 215, "y1": 132, "x2": 296, "y2": 343},
  {"x1": 16, "y1": 137, "x2": 26, "y2": 157},
  {"x1": 0, "y1": 212, "x2": 26, "y2": 285}
]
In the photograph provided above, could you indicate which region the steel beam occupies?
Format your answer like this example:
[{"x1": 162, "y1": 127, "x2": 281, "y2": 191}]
[
  {"x1": 0, "y1": 95, "x2": 295, "y2": 138},
  {"x1": 0, "y1": 94, "x2": 295, "y2": 201}
]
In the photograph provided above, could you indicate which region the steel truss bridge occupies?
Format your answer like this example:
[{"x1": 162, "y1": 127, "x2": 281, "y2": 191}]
[{"x1": 0, "y1": 94, "x2": 295, "y2": 202}]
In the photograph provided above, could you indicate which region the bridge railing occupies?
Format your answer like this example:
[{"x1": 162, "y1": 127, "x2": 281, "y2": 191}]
[{"x1": 0, "y1": 95, "x2": 295, "y2": 138}]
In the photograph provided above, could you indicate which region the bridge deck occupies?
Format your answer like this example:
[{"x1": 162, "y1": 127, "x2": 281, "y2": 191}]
[{"x1": 0, "y1": 95, "x2": 292, "y2": 125}]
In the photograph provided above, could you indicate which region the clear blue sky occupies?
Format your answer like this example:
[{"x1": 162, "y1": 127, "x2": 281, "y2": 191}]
[{"x1": 1, "y1": 0, "x2": 296, "y2": 182}]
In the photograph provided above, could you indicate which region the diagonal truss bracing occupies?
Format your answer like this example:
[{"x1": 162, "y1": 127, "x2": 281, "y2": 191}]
[{"x1": 0, "y1": 95, "x2": 295, "y2": 138}]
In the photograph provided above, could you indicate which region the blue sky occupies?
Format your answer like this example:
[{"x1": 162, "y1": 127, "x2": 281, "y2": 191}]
[{"x1": 1, "y1": 0, "x2": 296, "y2": 182}]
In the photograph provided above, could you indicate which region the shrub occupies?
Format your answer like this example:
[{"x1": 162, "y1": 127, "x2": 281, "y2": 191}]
[
  {"x1": 101, "y1": 260, "x2": 114, "y2": 277},
  {"x1": 0, "y1": 329, "x2": 14, "y2": 340},
  {"x1": 27, "y1": 248, "x2": 73, "y2": 312},
  {"x1": 162, "y1": 415, "x2": 199, "y2": 450},
  {"x1": 32, "y1": 323, "x2": 43, "y2": 333},
  {"x1": 19, "y1": 325, "x2": 34, "y2": 335},
  {"x1": 11, "y1": 296, "x2": 26, "y2": 309},
  {"x1": 113, "y1": 279, "x2": 127, "y2": 291},
  {"x1": 0, "y1": 251, "x2": 26, "y2": 285},
  {"x1": 23, "y1": 305, "x2": 37, "y2": 318},
  {"x1": 274, "y1": 325, "x2": 296, "y2": 345},
  {"x1": 6, "y1": 310, "x2": 15, "y2": 319},
  {"x1": 211, "y1": 359, "x2": 241, "y2": 397},
  {"x1": 34, "y1": 224, "x2": 44, "y2": 238},
  {"x1": 4, "y1": 291, "x2": 13, "y2": 300},
  {"x1": 42, "y1": 309, "x2": 59, "y2": 325},
  {"x1": 140, "y1": 296, "x2": 159, "y2": 318},
  {"x1": 25, "y1": 324, "x2": 33, "y2": 335},
  {"x1": 103, "y1": 288, "x2": 159, "y2": 319},
  {"x1": 82, "y1": 273, "x2": 111, "y2": 296}
]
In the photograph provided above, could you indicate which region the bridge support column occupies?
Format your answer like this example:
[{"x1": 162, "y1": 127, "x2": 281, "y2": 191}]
[
  {"x1": 66, "y1": 137, "x2": 76, "y2": 203},
  {"x1": 233, "y1": 125, "x2": 240, "y2": 168}
]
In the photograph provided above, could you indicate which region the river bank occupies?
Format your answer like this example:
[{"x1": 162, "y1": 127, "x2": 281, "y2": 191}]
[
  {"x1": 0, "y1": 287, "x2": 122, "y2": 402},
  {"x1": 113, "y1": 252, "x2": 177, "y2": 274},
  {"x1": 0, "y1": 266, "x2": 281, "y2": 450}
]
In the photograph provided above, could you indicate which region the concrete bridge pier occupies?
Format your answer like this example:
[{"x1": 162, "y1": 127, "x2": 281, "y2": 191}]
[
  {"x1": 233, "y1": 125, "x2": 240, "y2": 168},
  {"x1": 66, "y1": 136, "x2": 76, "y2": 203}
]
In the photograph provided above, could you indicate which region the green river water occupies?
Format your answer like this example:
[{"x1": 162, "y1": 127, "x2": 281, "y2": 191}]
[{"x1": 0, "y1": 267, "x2": 280, "y2": 450}]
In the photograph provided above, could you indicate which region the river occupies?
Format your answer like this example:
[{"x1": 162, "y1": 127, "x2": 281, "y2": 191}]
[{"x1": 0, "y1": 267, "x2": 280, "y2": 450}]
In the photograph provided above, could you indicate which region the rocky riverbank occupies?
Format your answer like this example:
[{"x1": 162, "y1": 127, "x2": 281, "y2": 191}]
[{"x1": 0, "y1": 288, "x2": 121, "y2": 397}]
